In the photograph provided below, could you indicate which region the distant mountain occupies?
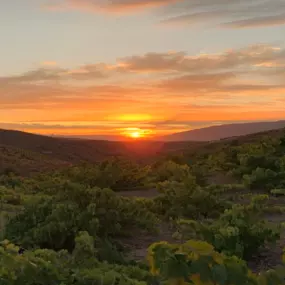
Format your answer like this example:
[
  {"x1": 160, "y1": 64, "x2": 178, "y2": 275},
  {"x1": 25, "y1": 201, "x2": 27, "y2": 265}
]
[{"x1": 162, "y1": 120, "x2": 285, "y2": 142}]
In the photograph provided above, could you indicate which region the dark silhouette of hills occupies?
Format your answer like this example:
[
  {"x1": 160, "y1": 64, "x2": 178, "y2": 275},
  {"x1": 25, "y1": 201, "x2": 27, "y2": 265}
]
[
  {"x1": 0, "y1": 129, "x2": 200, "y2": 175},
  {"x1": 162, "y1": 120, "x2": 285, "y2": 141},
  {"x1": 1, "y1": 121, "x2": 285, "y2": 175}
]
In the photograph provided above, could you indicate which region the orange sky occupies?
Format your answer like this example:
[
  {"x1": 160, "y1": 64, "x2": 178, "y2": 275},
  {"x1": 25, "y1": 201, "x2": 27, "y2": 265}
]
[{"x1": 1, "y1": 1, "x2": 285, "y2": 139}]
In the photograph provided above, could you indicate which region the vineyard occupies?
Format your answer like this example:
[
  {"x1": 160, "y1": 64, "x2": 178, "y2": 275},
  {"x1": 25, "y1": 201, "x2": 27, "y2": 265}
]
[{"x1": 1, "y1": 130, "x2": 285, "y2": 284}]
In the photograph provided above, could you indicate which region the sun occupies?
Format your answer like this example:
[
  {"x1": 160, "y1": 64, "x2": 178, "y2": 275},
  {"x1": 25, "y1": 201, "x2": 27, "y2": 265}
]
[
  {"x1": 130, "y1": 131, "x2": 141, "y2": 138},
  {"x1": 121, "y1": 127, "x2": 153, "y2": 139},
  {"x1": 122, "y1": 128, "x2": 145, "y2": 139}
]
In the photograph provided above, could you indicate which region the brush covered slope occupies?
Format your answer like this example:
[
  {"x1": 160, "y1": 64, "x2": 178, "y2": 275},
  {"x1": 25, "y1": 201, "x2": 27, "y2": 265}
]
[
  {"x1": 0, "y1": 129, "x2": 203, "y2": 175},
  {"x1": 1, "y1": 129, "x2": 285, "y2": 284}
]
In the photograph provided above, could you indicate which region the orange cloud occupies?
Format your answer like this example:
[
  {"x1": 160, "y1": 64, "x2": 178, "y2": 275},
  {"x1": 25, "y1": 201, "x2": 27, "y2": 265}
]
[
  {"x1": 116, "y1": 45, "x2": 285, "y2": 75},
  {"x1": 2, "y1": 45, "x2": 284, "y2": 85},
  {"x1": 45, "y1": 0, "x2": 180, "y2": 14}
]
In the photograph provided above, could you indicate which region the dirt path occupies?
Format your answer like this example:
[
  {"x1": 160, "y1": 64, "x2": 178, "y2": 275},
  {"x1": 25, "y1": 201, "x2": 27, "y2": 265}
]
[{"x1": 120, "y1": 222, "x2": 177, "y2": 262}]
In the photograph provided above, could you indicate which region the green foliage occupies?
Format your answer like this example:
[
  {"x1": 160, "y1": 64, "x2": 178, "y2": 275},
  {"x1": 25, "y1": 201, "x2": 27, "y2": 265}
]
[
  {"x1": 0, "y1": 186, "x2": 21, "y2": 206},
  {"x1": 2, "y1": 132, "x2": 285, "y2": 284},
  {"x1": 61, "y1": 158, "x2": 150, "y2": 190},
  {"x1": 243, "y1": 168, "x2": 279, "y2": 190},
  {"x1": 220, "y1": 136, "x2": 285, "y2": 191},
  {"x1": 151, "y1": 161, "x2": 192, "y2": 183},
  {"x1": 153, "y1": 178, "x2": 231, "y2": 219},
  {"x1": 0, "y1": 239, "x2": 151, "y2": 285},
  {"x1": 0, "y1": 174, "x2": 23, "y2": 189},
  {"x1": 177, "y1": 196, "x2": 281, "y2": 259},
  {"x1": 148, "y1": 240, "x2": 285, "y2": 285},
  {"x1": 270, "y1": 188, "x2": 285, "y2": 196},
  {"x1": 5, "y1": 184, "x2": 158, "y2": 253}
]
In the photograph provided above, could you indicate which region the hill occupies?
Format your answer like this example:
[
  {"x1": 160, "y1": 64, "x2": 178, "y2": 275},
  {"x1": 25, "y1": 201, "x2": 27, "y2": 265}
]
[
  {"x1": 1, "y1": 124, "x2": 285, "y2": 282},
  {"x1": 0, "y1": 129, "x2": 202, "y2": 175},
  {"x1": 0, "y1": 144, "x2": 70, "y2": 176},
  {"x1": 162, "y1": 120, "x2": 285, "y2": 141},
  {"x1": 1, "y1": 125, "x2": 285, "y2": 176}
]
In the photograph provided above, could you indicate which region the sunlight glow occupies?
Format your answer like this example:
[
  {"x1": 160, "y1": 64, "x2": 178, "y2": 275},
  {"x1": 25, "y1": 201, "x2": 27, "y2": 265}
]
[
  {"x1": 121, "y1": 127, "x2": 153, "y2": 139},
  {"x1": 130, "y1": 131, "x2": 141, "y2": 138}
]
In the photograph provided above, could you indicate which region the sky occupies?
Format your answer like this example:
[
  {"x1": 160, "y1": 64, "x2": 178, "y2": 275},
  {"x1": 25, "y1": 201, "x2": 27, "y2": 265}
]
[{"x1": 1, "y1": 0, "x2": 285, "y2": 138}]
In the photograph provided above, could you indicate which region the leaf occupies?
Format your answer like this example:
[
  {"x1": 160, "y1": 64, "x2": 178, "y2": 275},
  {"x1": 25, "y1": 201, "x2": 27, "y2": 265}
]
[
  {"x1": 211, "y1": 264, "x2": 227, "y2": 285},
  {"x1": 183, "y1": 240, "x2": 214, "y2": 256},
  {"x1": 189, "y1": 258, "x2": 211, "y2": 283}
]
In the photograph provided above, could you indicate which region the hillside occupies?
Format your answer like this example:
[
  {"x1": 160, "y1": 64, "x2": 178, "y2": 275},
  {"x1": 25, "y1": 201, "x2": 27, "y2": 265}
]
[
  {"x1": 1, "y1": 125, "x2": 285, "y2": 283},
  {"x1": 163, "y1": 120, "x2": 285, "y2": 141},
  {"x1": 0, "y1": 129, "x2": 203, "y2": 175},
  {"x1": 0, "y1": 144, "x2": 69, "y2": 176},
  {"x1": 1, "y1": 126, "x2": 285, "y2": 176}
]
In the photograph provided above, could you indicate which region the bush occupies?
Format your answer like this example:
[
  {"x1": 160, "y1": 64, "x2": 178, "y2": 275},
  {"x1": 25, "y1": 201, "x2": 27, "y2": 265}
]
[
  {"x1": 0, "y1": 238, "x2": 151, "y2": 285},
  {"x1": 148, "y1": 240, "x2": 285, "y2": 285},
  {"x1": 153, "y1": 179, "x2": 231, "y2": 219},
  {"x1": 5, "y1": 185, "x2": 158, "y2": 252},
  {"x1": 270, "y1": 189, "x2": 285, "y2": 197},
  {"x1": 177, "y1": 196, "x2": 281, "y2": 259}
]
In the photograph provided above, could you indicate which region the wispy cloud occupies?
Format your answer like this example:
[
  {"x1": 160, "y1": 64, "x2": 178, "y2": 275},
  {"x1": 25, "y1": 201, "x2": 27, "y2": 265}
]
[
  {"x1": 44, "y1": 0, "x2": 179, "y2": 14},
  {"x1": 0, "y1": 64, "x2": 111, "y2": 84},
  {"x1": 222, "y1": 14, "x2": 285, "y2": 29},
  {"x1": 158, "y1": 0, "x2": 285, "y2": 29},
  {"x1": 45, "y1": 0, "x2": 285, "y2": 29}
]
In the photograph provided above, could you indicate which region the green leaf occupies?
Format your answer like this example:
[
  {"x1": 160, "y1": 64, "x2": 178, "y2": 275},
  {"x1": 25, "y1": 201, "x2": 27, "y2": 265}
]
[{"x1": 211, "y1": 264, "x2": 227, "y2": 285}]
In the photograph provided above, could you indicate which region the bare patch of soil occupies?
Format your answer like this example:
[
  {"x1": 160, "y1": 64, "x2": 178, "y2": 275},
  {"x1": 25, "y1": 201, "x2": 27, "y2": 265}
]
[{"x1": 120, "y1": 222, "x2": 177, "y2": 262}]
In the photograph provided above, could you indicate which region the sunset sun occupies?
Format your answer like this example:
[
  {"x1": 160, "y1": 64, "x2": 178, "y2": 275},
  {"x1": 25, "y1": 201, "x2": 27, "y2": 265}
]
[
  {"x1": 122, "y1": 127, "x2": 152, "y2": 139},
  {"x1": 130, "y1": 131, "x2": 141, "y2": 138}
]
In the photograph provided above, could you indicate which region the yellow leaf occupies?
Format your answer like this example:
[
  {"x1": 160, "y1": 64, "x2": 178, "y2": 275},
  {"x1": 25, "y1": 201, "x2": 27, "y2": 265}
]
[
  {"x1": 212, "y1": 252, "x2": 224, "y2": 265},
  {"x1": 191, "y1": 274, "x2": 213, "y2": 285},
  {"x1": 184, "y1": 240, "x2": 214, "y2": 256}
]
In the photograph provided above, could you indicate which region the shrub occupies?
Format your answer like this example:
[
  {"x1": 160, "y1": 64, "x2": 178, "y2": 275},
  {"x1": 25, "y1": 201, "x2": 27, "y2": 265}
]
[{"x1": 176, "y1": 196, "x2": 281, "y2": 259}]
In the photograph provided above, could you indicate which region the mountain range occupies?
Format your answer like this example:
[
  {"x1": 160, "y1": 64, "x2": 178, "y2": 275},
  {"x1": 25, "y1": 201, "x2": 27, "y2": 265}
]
[{"x1": 161, "y1": 120, "x2": 285, "y2": 141}]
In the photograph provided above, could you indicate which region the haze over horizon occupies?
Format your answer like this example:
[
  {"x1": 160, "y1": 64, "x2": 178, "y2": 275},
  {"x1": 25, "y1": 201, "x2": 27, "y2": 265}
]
[{"x1": 1, "y1": 0, "x2": 285, "y2": 139}]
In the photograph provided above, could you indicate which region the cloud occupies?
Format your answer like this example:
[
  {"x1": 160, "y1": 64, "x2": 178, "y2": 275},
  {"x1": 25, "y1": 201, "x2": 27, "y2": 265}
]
[
  {"x1": 158, "y1": 0, "x2": 285, "y2": 29},
  {"x1": 117, "y1": 45, "x2": 285, "y2": 74},
  {"x1": 159, "y1": 11, "x2": 224, "y2": 26},
  {"x1": 2, "y1": 44, "x2": 285, "y2": 88},
  {"x1": 45, "y1": 0, "x2": 179, "y2": 14},
  {"x1": 222, "y1": 14, "x2": 285, "y2": 29},
  {"x1": 44, "y1": 0, "x2": 285, "y2": 29},
  {"x1": 0, "y1": 64, "x2": 111, "y2": 84},
  {"x1": 0, "y1": 68, "x2": 65, "y2": 84},
  {"x1": 117, "y1": 51, "x2": 187, "y2": 73},
  {"x1": 156, "y1": 72, "x2": 235, "y2": 92},
  {"x1": 2, "y1": 43, "x2": 285, "y2": 136}
]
